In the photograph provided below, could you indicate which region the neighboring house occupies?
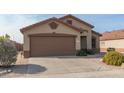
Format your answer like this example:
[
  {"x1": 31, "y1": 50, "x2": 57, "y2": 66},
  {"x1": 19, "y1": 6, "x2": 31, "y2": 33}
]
[
  {"x1": 14, "y1": 41, "x2": 23, "y2": 51},
  {"x1": 100, "y1": 29, "x2": 124, "y2": 52},
  {"x1": 11, "y1": 40, "x2": 23, "y2": 51},
  {"x1": 20, "y1": 14, "x2": 101, "y2": 58}
]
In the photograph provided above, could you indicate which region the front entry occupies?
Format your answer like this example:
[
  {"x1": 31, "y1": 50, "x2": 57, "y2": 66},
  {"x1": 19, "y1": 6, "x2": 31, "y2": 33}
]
[{"x1": 80, "y1": 36, "x2": 87, "y2": 49}]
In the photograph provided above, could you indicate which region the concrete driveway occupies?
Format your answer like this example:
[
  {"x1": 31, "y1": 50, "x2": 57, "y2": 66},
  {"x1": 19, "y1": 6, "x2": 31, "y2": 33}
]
[
  {"x1": 26, "y1": 54, "x2": 124, "y2": 77},
  {"x1": 1, "y1": 53, "x2": 124, "y2": 78}
]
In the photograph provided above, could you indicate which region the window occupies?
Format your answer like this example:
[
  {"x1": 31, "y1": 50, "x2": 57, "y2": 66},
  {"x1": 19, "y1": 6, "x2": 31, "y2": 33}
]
[
  {"x1": 92, "y1": 38, "x2": 96, "y2": 48},
  {"x1": 66, "y1": 20, "x2": 72, "y2": 25}
]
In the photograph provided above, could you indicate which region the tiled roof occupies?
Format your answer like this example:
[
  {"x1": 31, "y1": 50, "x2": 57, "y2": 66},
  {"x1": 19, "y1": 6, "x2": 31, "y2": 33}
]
[
  {"x1": 59, "y1": 14, "x2": 94, "y2": 28},
  {"x1": 20, "y1": 14, "x2": 101, "y2": 36},
  {"x1": 92, "y1": 30, "x2": 102, "y2": 36},
  {"x1": 20, "y1": 17, "x2": 86, "y2": 33},
  {"x1": 100, "y1": 29, "x2": 124, "y2": 41}
]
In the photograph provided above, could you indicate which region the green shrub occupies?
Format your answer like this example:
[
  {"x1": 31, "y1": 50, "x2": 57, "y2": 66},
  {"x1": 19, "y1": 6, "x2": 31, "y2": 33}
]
[
  {"x1": 0, "y1": 35, "x2": 17, "y2": 67},
  {"x1": 76, "y1": 49, "x2": 87, "y2": 56},
  {"x1": 87, "y1": 49, "x2": 95, "y2": 55},
  {"x1": 122, "y1": 56, "x2": 124, "y2": 63},
  {"x1": 76, "y1": 49, "x2": 96, "y2": 56},
  {"x1": 102, "y1": 56, "x2": 106, "y2": 63},
  {"x1": 102, "y1": 51, "x2": 123, "y2": 66},
  {"x1": 107, "y1": 47, "x2": 115, "y2": 52}
]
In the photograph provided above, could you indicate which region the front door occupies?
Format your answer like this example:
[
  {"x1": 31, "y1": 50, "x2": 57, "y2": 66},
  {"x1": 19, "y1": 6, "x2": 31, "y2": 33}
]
[{"x1": 80, "y1": 36, "x2": 87, "y2": 49}]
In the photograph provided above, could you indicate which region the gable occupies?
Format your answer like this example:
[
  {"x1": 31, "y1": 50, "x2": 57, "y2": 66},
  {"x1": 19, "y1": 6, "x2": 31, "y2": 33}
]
[
  {"x1": 20, "y1": 15, "x2": 101, "y2": 37},
  {"x1": 61, "y1": 17, "x2": 92, "y2": 30},
  {"x1": 59, "y1": 15, "x2": 94, "y2": 30},
  {"x1": 22, "y1": 18, "x2": 80, "y2": 36},
  {"x1": 20, "y1": 18, "x2": 84, "y2": 34}
]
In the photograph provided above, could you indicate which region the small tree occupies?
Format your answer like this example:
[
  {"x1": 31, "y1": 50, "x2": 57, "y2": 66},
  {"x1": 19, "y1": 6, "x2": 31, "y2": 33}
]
[
  {"x1": 5, "y1": 34, "x2": 10, "y2": 39},
  {"x1": 0, "y1": 35, "x2": 17, "y2": 67}
]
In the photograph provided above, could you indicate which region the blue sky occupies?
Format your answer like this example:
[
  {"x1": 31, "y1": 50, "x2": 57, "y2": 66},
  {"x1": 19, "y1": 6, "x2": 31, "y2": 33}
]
[{"x1": 0, "y1": 14, "x2": 124, "y2": 43}]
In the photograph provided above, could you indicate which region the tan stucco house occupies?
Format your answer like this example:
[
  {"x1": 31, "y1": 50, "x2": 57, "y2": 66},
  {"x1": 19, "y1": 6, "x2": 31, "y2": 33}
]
[
  {"x1": 100, "y1": 29, "x2": 124, "y2": 52},
  {"x1": 20, "y1": 14, "x2": 101, "y2": 58}
]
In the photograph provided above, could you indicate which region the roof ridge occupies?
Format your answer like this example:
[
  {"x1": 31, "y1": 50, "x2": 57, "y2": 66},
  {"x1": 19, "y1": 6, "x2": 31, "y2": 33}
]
[
  {"x1": 20, "y1": 17, "x2": 85, "y2": 33},
  {"x1": 59, "y1": 14, "x2": 94, "y2": 28},
  {"x1": 20, "y1": 17, "x2": 58, "y2": 32}
]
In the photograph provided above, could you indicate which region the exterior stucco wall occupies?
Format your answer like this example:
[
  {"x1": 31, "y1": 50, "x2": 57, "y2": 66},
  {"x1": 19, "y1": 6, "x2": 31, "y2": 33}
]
[
  {"x1": 100, "y1": 39, "x2": 124, "y2": 48},
  {"x1": 92, "y1": 32, "x2": 100, "y2": 49},
  {"x1": 61, "y1": 18, "x2": 91, "y2": 30},
  {"x1": 100, "y1": 39, "x2": 124, "y2": 52},
  {"x1": 61, "y1": 18, "x2": 92, "y2": 49},
  {"x1": 23, "y1": 20, "x2": 90, "y2": 51}
]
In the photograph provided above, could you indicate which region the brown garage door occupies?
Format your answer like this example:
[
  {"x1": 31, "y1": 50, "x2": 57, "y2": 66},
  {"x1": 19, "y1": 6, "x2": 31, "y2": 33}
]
[{"x1": 30, "y1": 34, "x2": 76, "y2": 57}]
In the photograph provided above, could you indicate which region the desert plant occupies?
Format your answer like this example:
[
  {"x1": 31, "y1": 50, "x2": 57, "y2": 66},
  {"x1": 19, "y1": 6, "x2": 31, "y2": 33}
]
[
  {"x1": 0, "y1": 35, "x2": 17, "y2": 67},
  {"x1": 76, "y1": 49, "x2": 87, "y2": 56},
  {"x1": 87, "y1": 49, "x2": 95, "y2": 55},
  {"x1": 122, "y1": 56, "x2": 124, "y2": 63},
  {"x1": 102, "y1": 51, "x2": 123, "y2": 66},
  {"x1": 107, "y1": 47, "x2": 115, "y2": 52}
]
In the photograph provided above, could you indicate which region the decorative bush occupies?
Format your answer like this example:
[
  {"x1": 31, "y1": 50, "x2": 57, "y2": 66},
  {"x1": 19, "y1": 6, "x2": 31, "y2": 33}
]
[
  {"x1": 107, "y1": 47, "x2": 115, "y2": 52},
  {"x1": 87, "y1": 49, "x2": 95, "y2": 55},
  {"x1": 76, "y1": 49, "x2": 87, "y2": 56},
  {"x1": 122, "y1": 56, "x2": 124, "y2": 63},
  {"x1": 0, "y1": 35, "x2": 17, "y2": 67},
  {"x1": 102, "y1": 51, "x2": 123, "y2": 66},
  {"x1": 76, "y1": 49, "x2": 96, "y2": 56}
]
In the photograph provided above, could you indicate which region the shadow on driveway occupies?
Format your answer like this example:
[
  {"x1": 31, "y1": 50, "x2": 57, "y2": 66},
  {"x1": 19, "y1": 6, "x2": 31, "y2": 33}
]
[
  {"x1": 0, "y1": 64, "x2": 47, "y2": 76},
  {"x1": 56, "y1": 53, "x2": 104, "y2": 59},
  {"x1": 34, "y1": 53, "x2": 105, "y2": 59}
]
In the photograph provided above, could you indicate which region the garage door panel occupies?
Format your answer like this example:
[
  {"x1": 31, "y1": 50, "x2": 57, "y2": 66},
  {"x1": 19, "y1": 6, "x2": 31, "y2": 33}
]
[{"x1": 30, "y1": 36, "x2": 75, "y2": 57}]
